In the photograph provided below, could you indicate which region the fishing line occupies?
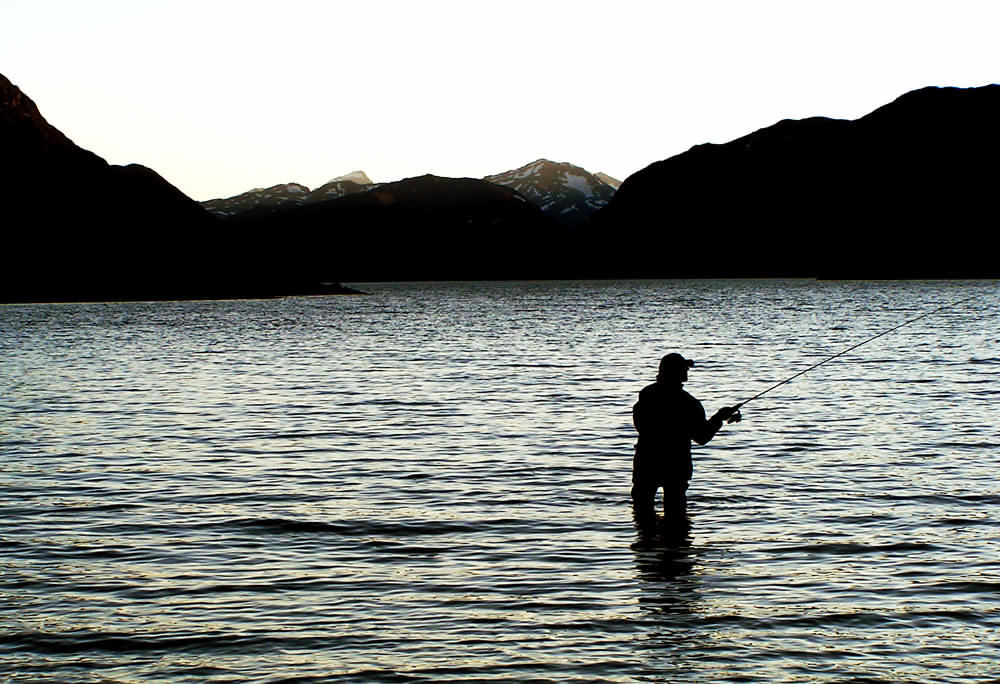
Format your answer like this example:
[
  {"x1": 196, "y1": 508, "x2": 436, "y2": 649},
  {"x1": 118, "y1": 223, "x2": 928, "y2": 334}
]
[{"x1": 735, "y1": 292, "x2": 981, "y2": 410}]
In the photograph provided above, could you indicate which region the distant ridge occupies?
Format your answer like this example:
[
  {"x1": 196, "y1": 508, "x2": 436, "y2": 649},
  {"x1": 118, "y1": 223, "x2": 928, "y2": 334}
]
[
  {"x1": 327, "y1": 170, "x2": 372, "y2": 185},
  {"x1": 202, "y1": 182, "x2": 312, "y2": 216},
  {"x1": 594, "y1": 172, "x2": 622, "y2": 190},
  {"x1": 227, "y1": 173, "x2": 556, "y2": 281},
  {"x1": 202, "y1": 174, "x2": 376, "y2": 217},
  {"x1": 593, "y1": 84, "x2": 1000, "y2": 278},
  {"x1": 201, "y1": 160, "x2": 619, "y2": 223}
]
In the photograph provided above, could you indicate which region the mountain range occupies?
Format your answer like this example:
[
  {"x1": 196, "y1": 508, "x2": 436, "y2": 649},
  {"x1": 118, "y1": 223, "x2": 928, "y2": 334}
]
[
  {"x1": 224, "y1": 173, "x2": 559, "y2": 282},
  {"x1": 2, "y1": 70, "x2": 998, "y2": 302},
  {"x1": 202, "y1": 160, "x2": 620, "y2": 227},
  {"x1": 201, "y1": 171, "x2": 376, "y2": 217}
]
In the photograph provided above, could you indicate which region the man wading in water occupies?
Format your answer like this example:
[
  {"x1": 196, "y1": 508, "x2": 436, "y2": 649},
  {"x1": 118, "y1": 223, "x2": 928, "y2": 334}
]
[{"x1": 632, "y1": 353, "x2": 741, "y2": 525}]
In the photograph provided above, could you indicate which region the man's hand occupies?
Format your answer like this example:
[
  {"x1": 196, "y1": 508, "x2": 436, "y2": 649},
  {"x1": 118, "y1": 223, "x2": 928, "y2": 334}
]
[{"x1": 713, "y1": 406, "x2": 742, "y2": 424}]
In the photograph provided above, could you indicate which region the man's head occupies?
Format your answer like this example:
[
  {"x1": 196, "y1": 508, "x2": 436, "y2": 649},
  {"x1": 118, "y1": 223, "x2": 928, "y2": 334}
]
[{"x1": 657, "y1": 352, "x2": 694, "y2": 384}]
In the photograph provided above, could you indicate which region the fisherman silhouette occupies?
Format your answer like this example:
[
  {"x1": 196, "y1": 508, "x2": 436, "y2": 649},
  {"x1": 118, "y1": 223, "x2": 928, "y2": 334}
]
[{"x1": 632, "y1": 353, "x2": 741, "y2": 525}]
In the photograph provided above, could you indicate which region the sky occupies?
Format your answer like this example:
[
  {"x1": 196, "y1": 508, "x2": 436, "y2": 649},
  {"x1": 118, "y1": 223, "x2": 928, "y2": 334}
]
[{"x1": 4, "y1": 1, "x2": 998, "y2": 201}]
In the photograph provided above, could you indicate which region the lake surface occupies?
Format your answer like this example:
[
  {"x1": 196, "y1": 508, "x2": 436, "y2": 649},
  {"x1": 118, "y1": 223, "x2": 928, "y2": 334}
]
[{"x1": 2, "y1": 279, "x2": 999, "y2": 682}]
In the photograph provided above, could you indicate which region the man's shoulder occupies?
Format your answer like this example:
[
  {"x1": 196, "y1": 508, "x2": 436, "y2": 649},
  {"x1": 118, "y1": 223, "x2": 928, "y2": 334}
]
[
  {"x1": 639, "y1": 382, "x2": 688, "y2": 404},
  {"x1": 679, "y1": 389, "x2": 706, "y2": 415},
  {"x1": 638, "y1": 382, "x2": 665, "y2": 401}
]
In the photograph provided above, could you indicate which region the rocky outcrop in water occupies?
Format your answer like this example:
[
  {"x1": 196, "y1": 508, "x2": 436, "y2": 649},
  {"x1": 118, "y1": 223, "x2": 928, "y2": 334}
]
[{"x1": 592, "y1": 85, "x2": 1000, "y2": 278}]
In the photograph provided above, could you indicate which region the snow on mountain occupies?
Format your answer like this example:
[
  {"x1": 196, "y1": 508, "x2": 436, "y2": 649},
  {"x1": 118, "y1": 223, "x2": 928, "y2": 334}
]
[
  {"x1": 202, "y1": 161, "x2": 618, "y2": 224},
  {"x1": 306, "y1": 175, "x2": 376, "y2": 203},
  {"x1": 594, "y1": 172, "x2": 622, "y2": 190},
  {"x1": 201, "y1": 174, "x2": 374, "y2": 216},
  {"x1": 483, "y1": 159, "x2": 618, "y2": 224},
  {"x1": 326, "y1": 170, "x2": 373, "y2": 185},
  {"x1": 201, "y1": 183, "x2": 312, "y2": 216}
]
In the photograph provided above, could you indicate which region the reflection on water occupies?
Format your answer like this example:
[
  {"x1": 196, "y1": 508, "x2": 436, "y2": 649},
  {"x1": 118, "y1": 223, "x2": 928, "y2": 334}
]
[
  {"x1": 631, "y1": 517, "x2": 705, "y2": 683},
  {"x1": 633, "y1": 517, "x2": 698, "y2": 605},
  {"x1": 2, "y1": 279, "x2": 999, "y2": 682}
]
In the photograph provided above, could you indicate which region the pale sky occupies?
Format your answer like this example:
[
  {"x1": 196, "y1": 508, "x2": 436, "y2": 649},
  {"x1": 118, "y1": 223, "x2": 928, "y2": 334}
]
[{"x1": 4, "y1": 1, "x2": 998, "y2": 201}]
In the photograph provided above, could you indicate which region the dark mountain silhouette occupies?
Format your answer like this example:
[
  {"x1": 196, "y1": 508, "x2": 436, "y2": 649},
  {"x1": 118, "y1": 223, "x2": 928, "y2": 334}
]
[
  {"x1": 591, "y1": 85, "x2": 1000, "y2": 278},
  {"x1": 6, "y1": 73, "x2": 997, "y2": 301},
  {"x1": 0, "y1": 73, "x2": 244, "y2": 302},
  {"x1": 0, "y1": 74, "x2": 367, "y2": 301},
  {"x1": 229, "y1": 173, "x2": 560, "y2": 281}
]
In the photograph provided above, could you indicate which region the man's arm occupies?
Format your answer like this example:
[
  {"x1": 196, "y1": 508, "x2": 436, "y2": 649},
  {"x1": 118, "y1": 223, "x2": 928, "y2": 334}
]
[{"x1": 691, "y1": 402, "x2": 740, "y2": 445}]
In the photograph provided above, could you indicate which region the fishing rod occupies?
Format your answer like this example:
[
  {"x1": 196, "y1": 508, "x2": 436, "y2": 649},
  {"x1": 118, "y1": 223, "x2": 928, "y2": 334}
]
[{"x1": 733, "y1": 292, "x2": 980, "y2": 412}]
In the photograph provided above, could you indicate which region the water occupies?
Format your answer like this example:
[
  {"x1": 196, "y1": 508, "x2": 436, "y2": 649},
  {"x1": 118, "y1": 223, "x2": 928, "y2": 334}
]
[{"x1": 2, "y1": 279, "x2": 999, "y2": 682}]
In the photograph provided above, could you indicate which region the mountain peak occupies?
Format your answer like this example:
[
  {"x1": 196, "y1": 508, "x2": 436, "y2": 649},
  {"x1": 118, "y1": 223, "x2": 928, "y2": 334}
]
[
  {"x1": 326, "y1": 170, "x2": 373, "y2": 185},
  {"x1": 483, "y1": 159, "x2": 618, "y2": 224},
  {"x1": 202, "y1": 182, "x2": 311, "y2": 216},
  {"x1": 248, "y1": 182, "x2": 309, "y2": 194},
  {"x1": 594, "y1": 172, "x2": 622, "y2": 190},
  {"x1": 202, "y1": 172, "x2": 377, "y2": 216}
]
